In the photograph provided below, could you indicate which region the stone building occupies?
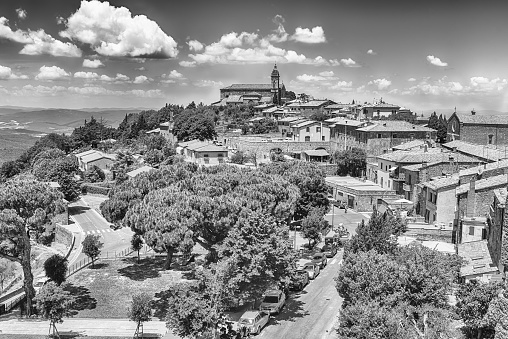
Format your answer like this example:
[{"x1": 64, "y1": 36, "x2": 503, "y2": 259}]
[
  {"x1": 219, "y1": 64, "x2": 286, "y2": 105},
  {"x1": 447, "y1": 111, "x2": 508, "y2": 146},
  {"x1": 487, "y1": 187, "x2": 508, "y2": 274}
]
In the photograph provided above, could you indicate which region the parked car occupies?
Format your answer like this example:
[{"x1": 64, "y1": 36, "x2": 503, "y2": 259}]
[
  {"x1": 259, "y1": 289, "x2": 286, "y2": 315},
  {"x1": 238, "y1": 310, "x2": 270, "y2": 335},
  {"x1": 312, "y1": 252, "x2": 328, "y2": 269},
  {"x1": 303, "y1": 262, "x2": 320, "y2": 279},
  {"x1": 289, "y1": 270, "x2": 310, "y2": 291},
  {"x1": 321, "y1": 244, "x2": 337, "y2": 258}
]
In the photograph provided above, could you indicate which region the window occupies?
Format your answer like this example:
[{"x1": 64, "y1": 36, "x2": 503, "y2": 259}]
[
  {"x1": 392, "y1": 134, "x2": 397, "y2": 139},
  {"x1": 488, "y1": 134, "x2": 493, "y2": 144},
  {"x1": 410, "y1": 133, "x2": 415, "y2": 140},
  {"x1": 306, "y1": 127, "x2": 310, "y2": 132},
  {"x1": 377, "y1": 133, "x2": 382, "y2": 139},
  {"x1": 305, "y1": 136, "x2": 310, "y2": 142},
  {"x1": 469, "y1": 226, "x2": 475, "y2": 236},
  {"x1": 316, "y1": 127, "x2": 321, "y2": 132},
  {"x1": 322, "y1": 136, "x2": 325, "y2": 141},
  {"x1": 203, "y1": 154, "x2": 209, "y2": 164},
  {"x1": 388, "y1": 180, "x2": 390, "y2": 188}
]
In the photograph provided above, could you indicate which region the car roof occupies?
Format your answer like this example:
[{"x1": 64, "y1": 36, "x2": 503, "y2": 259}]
[{"x1": 241, "y1": 311, "x2": 260, "y2": 318}]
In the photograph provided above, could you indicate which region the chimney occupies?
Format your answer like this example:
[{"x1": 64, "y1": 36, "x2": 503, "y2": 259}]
[{"x1": 466, "y1": 175, "x2": 476, "y2": 218}]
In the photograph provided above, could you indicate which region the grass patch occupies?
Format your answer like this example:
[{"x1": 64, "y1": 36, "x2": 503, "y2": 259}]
[{"x1": 65, "y1": 256, "x2": 189, "y2": 319}]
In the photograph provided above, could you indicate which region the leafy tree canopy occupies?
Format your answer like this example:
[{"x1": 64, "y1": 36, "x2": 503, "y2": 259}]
[{"x1": 331, "y1": 147, "x2": 367, "y2": 177}]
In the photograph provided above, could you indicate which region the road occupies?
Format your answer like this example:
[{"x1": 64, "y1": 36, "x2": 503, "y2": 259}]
[
  {"x1": 259, "y1": 252, "x2": 343, "y2": 339},
  {"x1": 67, "y1": 196, "x2": 133, "y2": 265},
  {"x1": 324, "y1": 206, "x2": 367, "y2": 236}
]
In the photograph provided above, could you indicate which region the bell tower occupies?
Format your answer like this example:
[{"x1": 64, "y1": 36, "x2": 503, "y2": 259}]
[{"x1": 271, "y1": 63, "x2": 280, "y2": 105}]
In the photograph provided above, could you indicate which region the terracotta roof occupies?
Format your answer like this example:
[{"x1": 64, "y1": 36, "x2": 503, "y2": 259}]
[
  {"x1": 325, "y1": 103, "x2": 349, "y2": 110},
  {"x1": 378, "y1": 150, "x2": 453, "y2": 163},
  {"x1": 443, "y1": 140, "x2": 507, "y2": 162},
  {"x1": 325, "y1": 117, "x2": 365, "y2": 127},
  {"x1": 458, "y1": 240, "x2": 498, "y2": 277},
  {"x1": 459, "y1": 159, "x2": 508, "y2": 177},
  {"x1": 226, "y1": 95, "x2": 243, "y2": 103},
  {"x1": 81, "y1": 152, "x2": 116, "y2": 163},
  {"x1": 75, "y1": 149, "x2": 97, "y2": 158},
  {"x1": 192, "y1": 144, "x2": 228, "y2": 152},
  {"x1": 421, "y1": 175, "x2": 459, "y2": 191},
  {"x1": 455, "y1": 113, "x2": 508, "y2": 126},
  {"x1": 221, "y1": 84, "x2": 272, "y2": 90},
  {"x1": 392, "y1": 140, "x2": 426, "y2": 150},
  {"x1": 293, "y1": 120, "x2": 320, "y2": 128},
  {"x1": 278, "y1": 116, "x2": 304, "y2": 122},
  {"x1": 456, "y1": 173, "x2": 508, "y2": 195},
  {"x1": 364, "y1": 102, "x2": 401, "y2": 109},
  {"x1": 357, "y1": 120, "x2": 434, "y2": 132},
  {"x1": 243, "y1": 91, "x2": 262, "y2": 97},
  {"x1": 126, "y1": 165, "x2": 154, "y2": 178},
  {"x1": 401, "y1": 163, "x2": 424, "y2": 171},
  {"x1": 179, "y1": 139, "x2": 205, "y2": 148},
  {"x1": 300, "y1": 100, "x2": 333, "y2": 108}
]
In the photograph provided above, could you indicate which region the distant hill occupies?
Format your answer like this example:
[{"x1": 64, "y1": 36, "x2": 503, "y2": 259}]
[{"x1": 0, "y1": 107, "x2": 146, "y2": 134}]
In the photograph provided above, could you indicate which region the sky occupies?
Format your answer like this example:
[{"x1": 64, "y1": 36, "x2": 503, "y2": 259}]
[{"x1": 0, "y1": 0, "x2": 508, "y2": 114}]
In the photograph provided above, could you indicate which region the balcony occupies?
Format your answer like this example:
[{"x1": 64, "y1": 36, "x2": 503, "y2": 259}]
[{"x1": 390, "y1": 172, "x2": 405, "y2": 181}]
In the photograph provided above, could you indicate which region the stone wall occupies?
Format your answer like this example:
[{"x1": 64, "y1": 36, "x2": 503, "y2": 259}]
[
  {"x1": 228, "y1": 137, "x2": 331, "y2": 161},
  {"x1": 458, "y1": 189, "x2": 503, "y2": 219},
  {"x1": 461, "y1": 124, "x2": 508, "y2": 146},
  {"x1": 487, "y1": 206, "x2": 503, "y2": 270},
  {"x1": 404, "y1": 228, "x2": 453, "y2": 243},
  {"x1": 54, "y1": 224, "x2": 73, "y2": 248}
]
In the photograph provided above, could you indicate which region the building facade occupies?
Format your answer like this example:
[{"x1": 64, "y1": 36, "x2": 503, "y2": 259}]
[{"x1": 447, "y1": 111, "x2": 508, "y2": 146}]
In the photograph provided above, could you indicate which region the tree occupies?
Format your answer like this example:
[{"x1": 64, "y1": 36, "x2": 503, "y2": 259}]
[
  {"x1": 285, "y1": 90, "x2": 296, "y2": 101},
  {"x1": 131, "y1": 234, "x2": 143, "y2": 264},
  {"x1": 81, "y1": 234, "x2": 103, "y2": 268},
  {"x1": 0, "y1": 176, "x2": 64, "y2": 316},
  {"x1": 43, "y1": 254, "x2": 68, "y2": 286},
  {"x1": 456, "y1": 280, "x2": 503, "y2": 339},
  {"x1": 301, "y1": 209, "x2": 328, "y2": 247},
  {"x1": 128, "y1": 292, "x2": 152, "y2": 339},
  {"x1": 173, "y1": 109, "x2": 217, "y2": 141},
  {"x1": 428, "y1": 112, "x2": 439, "y2": 131},
  {"x1": 437, "y1": 114, "x2": 448, "y2": 143},
  {"x1": 345, "y1": 210, "x2": 402, "y2": 256},
  {"x1": 230, "y1": 151, "x2": 249, "y2": 164},
  {"x1": 483, "y1": 292, "x2": 508, "y2": 339},
  {"x1": 34, "y1": 281, "x2": 74, "y2": 338},
  {"x1": 84, "y1": 165, "x2": 105, "y2": 183},
  {"x1": 0, "y1": 161, "x2": 21, "y2": 182},
  {"x1": 331, "y1": 148, "x2": 367, "y2": 177},
  {"x1": 125, "y1": 187, "x2": 195, "y2": 270}
]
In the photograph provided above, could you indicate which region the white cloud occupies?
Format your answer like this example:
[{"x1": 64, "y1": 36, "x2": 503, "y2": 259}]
[
  {"x1": 0, "y1": 17, "x2": 82, "y2": 57},
  {"x1": 82, "y1": 59, "x2": 104, "y2": 68},
  {"x1": 329, "y1": 59, "x2": 340, "y2": 66},
  {"x1": 399, "y1": 76, "x2": 508, "y2": 96},
  {"x1": 340, "y1": 58, "x2": 360, "y2": 67},
  {"x1": 188, "y1": 40, "x2": 204, "y2": 52},
  {"x1": 319, "y1": 71, "x2": 334, "y2": 77},
  {"x1": 74, "y1": 71, "x2": 100, "y2": 80},
  {"x1": 426, "y1": 55, "x2": 448, "y2": 67},
  {"x1": 193, "y1": 80, "x2": 224, "y2": 87},
  {"x1": 162, "y1": 70, "x2": 184, "y2": 79},
  {"x1": 290, "y1": 26, "x2": 326, "y2": 43},
  {"x1": 368, "y1": 78, "x2": 392, "y2": 90},
  {"x1": 268, "y1": 15, "x2": 288, "y2": 43},
  {"x1": 60, "y1": 0, "x2": 178, "y2": 58},
  {"x1": 14, "y1": 84, "x2": 67, "y2": 96},
  {"x1": 35, "y1": 66, "x2": 71, "y2": 81},
  {"x1": 16, "y1": 8, "x2": 27, "y2": 20},
  {"x1": 296, "y1": 74, "x2": 327, "y2": 82},
  {"x1": 99, "y1": 73, "x2": 130, "y2": 82},
  {"x1": 331, "y1": 81, "x2": 353, "y2": 91},
  {"x1": 185, "y1": 31, "x2": 336, "y2": 66},
  {"x1": 0, "y1": 65, "x2": 28, "y2": 80},
  {"x1": 67, "y1": 86, "x2": 163, "y2": 97},
  {"x1": 133, "y1": 75, "x2": 152, "y2": 84},
  {"x1": 179, "y1": 60, "x2": 196, "y2": 67},
  {"x1": 408, "y1": 78, "x2": 416, "y2": 82},
  {"x1": 367, "y1": 49, "x2": 376, "y2": 55},
  {"x1": 135, "y1": 66, "x2": 146, "y2": 71}
]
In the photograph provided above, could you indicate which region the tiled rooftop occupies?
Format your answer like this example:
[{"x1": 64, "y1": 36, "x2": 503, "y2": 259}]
[
  {"x1": 455, "y1": 113, "x2": 508, "y2": 126},
  {"x1": 443, "y1": 140, "x2": 507, "y2": 162},
  {"x1": 392, "y1": 140, "x2": 426, "y2": 150},
  {"x1": 458, "y1": 240, "x2": 498, "y2": 277},
  {"x1": 459, "y1": 159, "x2": 508, "y2": 177},
  {"x1": 357, "y1": 120, "x2": 434, "y2": 133},
  {"x1": 421, "y1": 175, "x2": 459, "y2": 191},
  {"x1": 299, "y1": 100, "x2": 332, "y2": 108},
  {"x1": 456, "y1": 173, "x2": 508, "y2": 195},
  {"x1": 221, "y1": 84, "x2": 272, "y2": 90}
]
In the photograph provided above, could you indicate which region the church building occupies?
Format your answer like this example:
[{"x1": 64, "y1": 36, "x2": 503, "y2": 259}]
[{"x1": 216, "y1": 64, "x2": 286, "y2": 106}]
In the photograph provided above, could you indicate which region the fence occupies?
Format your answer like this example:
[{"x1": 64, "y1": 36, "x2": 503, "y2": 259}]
[{"x1": 66, "y1": 246, "x2": 136, "y2": 278}]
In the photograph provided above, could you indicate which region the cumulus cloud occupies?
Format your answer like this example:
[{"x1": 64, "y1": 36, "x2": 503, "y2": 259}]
[
  {"x1": 82, "y1": 59, "x2": 104, "y2": 68},
  {"x1": 367, "y1": 49, "x2": 376, "y2": 55},
  {"x1": 268, "y1": 15, "x2": 288, "y2": 43},
  {"x1": 74, "y1": 71, "x2": 100, "y2": 80},
  {"x1": 188, "y1": 40, "x2": 204, "y2": 52},
  {"x1": 368, "y1": 78, "x2": 392, "y2": 90},
  {"x1": 426, "y1": 55, "x2": 448, "y2": 67},
  {"x1": 0, "y1": 65, "x2": 28, "y2": 80},
  {"x1": 163, "y1": 70, "x2": 184, "y2": 79},
  {"x1": 67, "y1": 86, "x2": 163, "y2": 97},
  {"x1": 331, "y1": 80, "x2": 353, "y2": 91},
  {"x1": 13, "y1": 84, "x2": 67, "y2": 96},
  {"x1": 193, "y1": 80, "x2": 224, "y2": 87},
  {"x1": 0, "y1": 17, "x2": 82, "y2": 57},
  {"x1": 185, "y1": 31, "x2": 337, "y2": 66},
  {"x1": 340, "y1": 58, "x2": 360, "y2": 67},
  {"x1": 296, "y1": 74, "x2": 328, "y2": 82},
  {"x1": 290, "y1": 26, "x2": 326, "y2": 43},
  {"x1": 133, "y1": 75, "x2": 152, "y2": 84},
  {"x1": 135, "y1": 66, "x2": 146, "y2": 71},
  {"x1": 408, "y1": 78, "x2": 416, "y2": 82},
  {"x1": 35, "y1": 66, "x2": 71, "y2": 81},
  {"x1": 319, "y1": 71, "x2": 334, "y2": 77},
  {"x1": 399, "y1": 76, "x2": 508, "y2": 96},
  {"x1": 99, "y1": 73, "x2": 130, "y2": 82},
  {"x1": 16, "y1": 8, "x2": 27, "y2": 20},
  {"x1": 60, "y1": 0, "x2": 178, "y2": 58}
]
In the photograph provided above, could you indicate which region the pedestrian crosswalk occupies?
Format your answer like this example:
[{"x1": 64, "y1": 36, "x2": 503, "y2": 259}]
[{"x1": 82, "y1": 229, "x2": 113, "y2": 235}]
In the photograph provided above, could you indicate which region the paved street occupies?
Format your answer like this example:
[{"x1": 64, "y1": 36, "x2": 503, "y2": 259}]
[
  {"x1": 324, "y1": 206, "x2": 367, "y2": 236},
  {"x1": 67, "y1": 196, "x2": 133, "y2": 265},
  {"x1": 259, "y1": 251, "x2": 343, "y2": 339}
]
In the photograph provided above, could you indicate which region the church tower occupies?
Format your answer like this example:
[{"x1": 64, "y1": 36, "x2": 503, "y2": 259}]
[{"x1": 271, "y1": 64, "x2": 281, "y2": 105}]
